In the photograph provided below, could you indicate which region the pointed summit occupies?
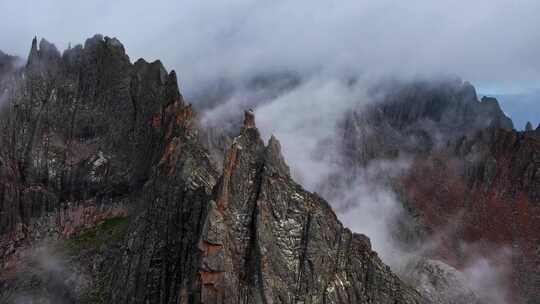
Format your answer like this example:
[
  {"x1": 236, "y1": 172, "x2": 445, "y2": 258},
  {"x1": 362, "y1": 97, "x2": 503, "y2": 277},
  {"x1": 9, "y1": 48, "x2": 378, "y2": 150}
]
[
  {"x1": 196, "y1": 108, "x2": 421, "y2": 303},
  {"x1": 525, "y1": 121, "x2": 533, "y2": 131},
  {"x1": 243, "y1": 109, "x2": 256, "y2": 129},
  {"x1": 27, "y1": 36, "x2": 39, "y2": 66},
  {"x1": 265, "y1": 135, "x2": 290, "y2": 176},
  {"x1": 26, "y1": 37, "x2": 61, "y2": 73},
  {"x1": 237, "y1": 109, "x2": 263, "y2": 148},
  {"x1": 31, "y1": 36, "x2": 38, "y2": 51},
  {"x1": 164, "y1": 70, "x2": 182, "y2": 105}
]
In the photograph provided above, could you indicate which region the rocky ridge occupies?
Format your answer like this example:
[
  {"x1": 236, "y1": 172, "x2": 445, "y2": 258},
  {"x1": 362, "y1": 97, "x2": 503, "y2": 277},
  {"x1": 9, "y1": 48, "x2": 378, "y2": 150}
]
[
  {"x1": 0, "y1": 36, "x2": 425, "y2": 304},
  {"x1": 339, "y1": 79, "x2": 513, "y2": 168},
  {"x1": 106, "y1": 109, "x2": 424, "y2": 303},
  {"x1": 400, "y1": 127, "x2": 540, "y2": 303},
  {"x1": 333, "y1": 79, "x2": 538, "y2": 303},
  {"x1": 198, "y1": 74, "x2": 533, "y2": 303},
  {"x1": 0, "y1": 35, "x2": 197, "y2": 302}
]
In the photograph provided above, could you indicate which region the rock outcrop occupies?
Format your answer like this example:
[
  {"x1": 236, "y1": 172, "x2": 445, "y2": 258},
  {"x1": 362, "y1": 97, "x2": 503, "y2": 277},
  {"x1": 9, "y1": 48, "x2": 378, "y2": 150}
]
[
  {"x1": 525, "y1": 121, "x2": 533, "y2": 131},
  {"x1": 401, "y1": 128, "x2": 540, "y2": 303},
  {"x1": 339, "y1": 79, "x2": 513, "y2": 168},
  {"x1": 0, "y1": 36, "x2": 194, "y2": 302},
  {"x1": 332, "y1": 78, "x2": 540, "y2": 303},
  {"x1": 3, "y1": 33, "x2": 538, "y2": 304},
  {"x1": 399, "y1": 257, "x2": 481, "y2": 304},
  {"x1": 165, "y1": 72, "x2": 537, "y2": 303},
  {"x1": 0, "y1": 34, "x2": 179, "y2": 238},
  {"x1": 0, "y1": 36, "x2": 425, "y2": 304},
  {"x1": 107, "y1": 110, "x2": 425, "y2": 303}
]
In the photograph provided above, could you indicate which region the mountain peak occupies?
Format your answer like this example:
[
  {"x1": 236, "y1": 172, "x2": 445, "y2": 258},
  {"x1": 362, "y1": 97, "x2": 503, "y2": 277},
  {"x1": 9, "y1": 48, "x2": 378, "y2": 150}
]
[
  {"x1": 27, "y1": 36, "x2": 39, "y2": 66},
  {"x1": 192, "y1": 109, "x2": 423, "y2": 303},
  {"x1": 26, "y1": 36, "x2": 61, "y2": 73},
  {"x1": 265, "y1": 135, "x2": 290, "y2": 176},
  {"x1": 243, "y1": 109, "x2": 256, "y2": 129}
]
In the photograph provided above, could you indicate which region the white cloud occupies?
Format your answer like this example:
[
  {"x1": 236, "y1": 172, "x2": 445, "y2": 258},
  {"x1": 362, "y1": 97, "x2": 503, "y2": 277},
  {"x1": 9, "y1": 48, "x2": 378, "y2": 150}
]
[{"x1": 1, "y1": 0, "x2": 539, "y2": 95}]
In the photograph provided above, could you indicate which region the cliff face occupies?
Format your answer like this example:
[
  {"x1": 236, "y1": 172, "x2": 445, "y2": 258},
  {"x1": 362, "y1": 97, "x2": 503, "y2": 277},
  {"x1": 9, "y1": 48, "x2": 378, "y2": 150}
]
[
  {"x1": 0, "y1": 35, "x2": 194, "y2": 302},
  {"x1": 335, "y1": 79, "x2": 539, "y2": 303},
  {"x1": 0, "y1": 36, "x2": 424, "y2": 304},
  {"x1": 401, "y1": 128, "x2": 540, "y2": 303},
  {"x1": 2, "y1": 34, "x2": 538, "y2": 304},
  {"x1": 107, "y1": 110, "x2": 424, "y2": 303},
  {"x1": 0, "y1": 35, "x2": 179, "y2": 255},
  {"x1": 339, "y1": 79, "x2": 513, "y2": 168}
]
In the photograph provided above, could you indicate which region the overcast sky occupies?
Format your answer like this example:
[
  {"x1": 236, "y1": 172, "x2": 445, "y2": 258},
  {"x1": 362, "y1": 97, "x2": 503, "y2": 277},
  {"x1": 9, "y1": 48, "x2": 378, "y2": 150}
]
[{"x1": 1, "y1": 0, "x2": 539, "y2": 101}]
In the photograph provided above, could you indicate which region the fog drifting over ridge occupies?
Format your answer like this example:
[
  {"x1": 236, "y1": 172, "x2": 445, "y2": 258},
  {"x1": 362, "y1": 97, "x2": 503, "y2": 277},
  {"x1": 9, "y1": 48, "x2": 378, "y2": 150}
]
[
  {"x1": 1, "y1": 2, "x2": 532, "y2": 302},
  {"x1": 1, "y1": 0, "x2": 540, "y2": 96}
]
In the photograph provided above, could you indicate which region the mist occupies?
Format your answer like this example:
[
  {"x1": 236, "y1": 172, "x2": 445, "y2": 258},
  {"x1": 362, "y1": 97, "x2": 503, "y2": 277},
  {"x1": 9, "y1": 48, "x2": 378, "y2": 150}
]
[
  {"x1": 250, "y1": 75, "x2": 405, "y2": 257},
  {"x1": 1, "y1": 0, "x2": 540, "y2": 97},
  {"x1": 0, "y1": 1, "x2": 535, "y2": 302},
  {"x1": 210, "y1": 73, "x2": 512, "y2": 303},
  {"x1": 1, "y1": 243, "x2": 88, "y2": 304}
]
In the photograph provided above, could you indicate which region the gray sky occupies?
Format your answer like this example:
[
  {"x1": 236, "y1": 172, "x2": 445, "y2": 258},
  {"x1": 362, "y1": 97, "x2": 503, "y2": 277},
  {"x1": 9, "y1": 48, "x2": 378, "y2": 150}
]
[
  {"x1": 493, "y1": 90, "x2": 540, "y2": 130},
  {"x1": 1, "y1": 0, "x2": 539, "y2": 94}
]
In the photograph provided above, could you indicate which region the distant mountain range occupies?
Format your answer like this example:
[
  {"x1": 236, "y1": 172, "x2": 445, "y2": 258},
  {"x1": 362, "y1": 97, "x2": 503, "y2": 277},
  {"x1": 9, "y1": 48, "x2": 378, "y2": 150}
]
[{"x1": 489, "y1": 90, "x2": 540, "y2": 130}]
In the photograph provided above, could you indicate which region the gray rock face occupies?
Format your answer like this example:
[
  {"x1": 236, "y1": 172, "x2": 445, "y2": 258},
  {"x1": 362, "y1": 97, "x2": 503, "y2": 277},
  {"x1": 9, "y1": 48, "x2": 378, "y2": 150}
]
[
  {"x1": 0, "y1": 35, "x2": 188, "y2": 302},
  {"x1": 339, "y1": 79, "x2": 514, "y2": 168},
  {"x1": 399, "y1": 257, "x2": 481, "y2": 304},
  {"x1": 201, "y1": 113, "x2": 422, "y2": 303},
  {"x1": 106, "y1": 111, "x2": 425, "y2": 304},
  {"x1": 1, "y1": 37, "x2": 425, "y2": 304},
  {"x1": 0, "y1": 35, "x2": 179, "y2": 237},
  {"x1": 105, "y1": 99, "x2": 220, "y2": 303}
]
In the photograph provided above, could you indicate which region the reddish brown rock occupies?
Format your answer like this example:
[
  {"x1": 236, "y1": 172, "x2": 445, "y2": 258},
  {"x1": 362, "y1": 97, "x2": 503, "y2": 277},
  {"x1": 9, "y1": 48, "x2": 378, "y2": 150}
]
[{"x1": 401, "y1": 128, "x2": 540, "y2": 303}]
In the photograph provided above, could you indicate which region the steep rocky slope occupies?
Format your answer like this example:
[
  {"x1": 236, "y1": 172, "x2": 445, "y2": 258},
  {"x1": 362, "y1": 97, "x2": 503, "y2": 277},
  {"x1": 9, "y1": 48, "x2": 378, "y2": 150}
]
[
  {"x1": 106, "y1": 110, "x2": 424, "y2": 303},
  {"x1": 187, "y1": 72, "x2": 537, "y2": 303},
  {"x1": 400, "y1": 128, "x2": 540, "y2": 303},
  {"x1": 0, "y1": 34, "x2": 179, "y2": 259},
  {"x1": 334, "y1": 79, "x2": 539, "y2": 303},
  {"x1": 3, "y1": 33, "x2": 538, "y2": 304},
  {"x1": 0, "y1": 34, "x2": 184, "y2": 302},
  {"x1": 339, "y1": 79, "x2": 513, "y2": 168},
  {"x1": 399, "y1": 257, "x2": 481, "y2": 304},
  {"x1": 0, "y1": 36, "x2": 425, "y2": 304}
]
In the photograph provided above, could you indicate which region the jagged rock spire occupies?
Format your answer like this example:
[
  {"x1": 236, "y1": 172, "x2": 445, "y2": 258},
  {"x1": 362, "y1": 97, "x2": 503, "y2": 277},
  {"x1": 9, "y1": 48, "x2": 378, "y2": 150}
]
[
  {"x1": 243, "y1": 109, "x2": 256, "y2": 129},
  {"x1": 27, "y1": 36, "x2": 39, "y2": 66},
  {"x1": 265, "y1": 135, "x2": 290, "y2": 176},
  {"x1": 525, "y1": 121, "x2": 533, "y2": 131},
  {"x1": 164, "y1": 70, "x2": 182, "y2": 105},
  {"x1": 26, "y1": 37, "x2": 61, "y2": 75},
  {"x1": 193, "y1": 108, "x2": 424, "y2": 303}
]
